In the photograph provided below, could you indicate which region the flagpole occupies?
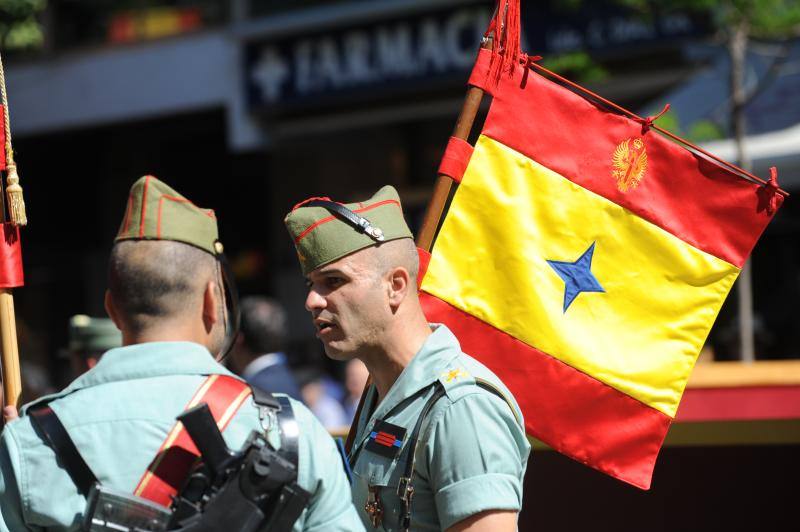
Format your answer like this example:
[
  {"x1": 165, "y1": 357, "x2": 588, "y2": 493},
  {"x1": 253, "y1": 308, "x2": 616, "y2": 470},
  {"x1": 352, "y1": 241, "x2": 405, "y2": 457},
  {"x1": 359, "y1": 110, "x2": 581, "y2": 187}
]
[
  {"x1": 0, "y1": 290, "x2": 20, "y2": 408},
  {"x1": 343, "y1": 40, "x2": 492, "y2": 453},
  {"x1": 416, "y1": 83, "x2": 486, "y2": 251},
  {"x1": 0, "y1": 52, "x2": 26, "y2": 410}
]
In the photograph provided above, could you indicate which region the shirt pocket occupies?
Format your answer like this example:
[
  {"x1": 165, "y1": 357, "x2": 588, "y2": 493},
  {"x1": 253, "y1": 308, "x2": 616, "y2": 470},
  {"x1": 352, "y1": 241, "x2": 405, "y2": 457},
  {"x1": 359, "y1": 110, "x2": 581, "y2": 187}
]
[{"x1": 352, "y1": 438, "x2": 404, "y2": 487}]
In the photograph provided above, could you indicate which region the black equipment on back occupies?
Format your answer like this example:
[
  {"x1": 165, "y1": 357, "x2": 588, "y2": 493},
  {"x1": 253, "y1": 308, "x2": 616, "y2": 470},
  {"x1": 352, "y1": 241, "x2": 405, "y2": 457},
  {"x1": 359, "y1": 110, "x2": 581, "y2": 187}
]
[{"x1": 30, "y1": 389, "x2": 309, "y2": 532}]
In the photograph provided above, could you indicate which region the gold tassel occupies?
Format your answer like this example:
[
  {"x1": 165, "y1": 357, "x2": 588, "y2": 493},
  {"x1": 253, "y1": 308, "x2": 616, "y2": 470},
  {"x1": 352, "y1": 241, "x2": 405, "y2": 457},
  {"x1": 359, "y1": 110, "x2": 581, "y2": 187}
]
[{"x1": 5, "y1": 164, "x2": 26, "y2": 226}]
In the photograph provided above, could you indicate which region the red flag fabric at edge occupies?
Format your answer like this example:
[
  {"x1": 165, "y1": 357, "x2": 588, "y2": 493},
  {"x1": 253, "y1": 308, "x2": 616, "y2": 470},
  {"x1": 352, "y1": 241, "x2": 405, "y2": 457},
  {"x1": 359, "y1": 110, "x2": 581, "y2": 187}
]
[
  {"x1": 419, "y1": 49, "x2": 782, "y2": 490},
  {"x1": 470, "y1": 49, "x2": 780, "y2": 267}
]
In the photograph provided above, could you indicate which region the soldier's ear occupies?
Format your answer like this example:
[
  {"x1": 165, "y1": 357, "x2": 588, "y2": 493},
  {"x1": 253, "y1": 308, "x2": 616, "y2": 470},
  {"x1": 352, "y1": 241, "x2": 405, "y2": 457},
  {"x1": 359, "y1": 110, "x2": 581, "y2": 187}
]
[
  {"x1": 387, "y1": 266, "x2": 411, "y2": 309},
  {"x1": 202, "y1": 280, "x2": 220, "y2": 331},
  {"x1": 104, "y1": 290, "x2": 121, "y2": 330}
]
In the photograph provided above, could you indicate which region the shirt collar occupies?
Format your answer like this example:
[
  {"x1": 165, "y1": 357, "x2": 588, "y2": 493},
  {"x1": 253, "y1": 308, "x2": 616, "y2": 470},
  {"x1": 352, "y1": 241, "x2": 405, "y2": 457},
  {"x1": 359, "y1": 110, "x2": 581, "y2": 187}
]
[
  {"x1": 62, "y1": 341, "x2": 236, "y2": 394},
  {"x1": 369, "y1": 324, "x2": 461, "y2": 422},
  {"x1": 242, "y1": 352, "x2": 285, "y2": 379}
]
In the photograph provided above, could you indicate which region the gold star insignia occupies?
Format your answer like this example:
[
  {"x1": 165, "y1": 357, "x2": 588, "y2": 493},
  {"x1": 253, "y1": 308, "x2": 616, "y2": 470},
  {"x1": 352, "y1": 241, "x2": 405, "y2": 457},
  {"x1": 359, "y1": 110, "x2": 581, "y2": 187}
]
[{"x1": 442, "y1": 368, "x2": 468, "y2": 383}]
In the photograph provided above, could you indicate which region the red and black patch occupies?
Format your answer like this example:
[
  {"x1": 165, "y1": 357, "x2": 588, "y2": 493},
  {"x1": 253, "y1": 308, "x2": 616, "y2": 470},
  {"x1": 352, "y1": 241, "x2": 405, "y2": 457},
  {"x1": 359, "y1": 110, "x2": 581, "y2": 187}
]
[{"x1": 365, "y1": 420, "x2": 407, "y2": 459}]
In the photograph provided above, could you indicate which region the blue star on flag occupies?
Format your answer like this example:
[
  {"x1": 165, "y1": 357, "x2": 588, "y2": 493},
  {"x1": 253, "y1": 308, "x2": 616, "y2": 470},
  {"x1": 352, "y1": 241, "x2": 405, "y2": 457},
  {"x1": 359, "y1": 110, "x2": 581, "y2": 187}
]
[{"x1": 547, "y1": 242, "x2": 605, "y2": 312}]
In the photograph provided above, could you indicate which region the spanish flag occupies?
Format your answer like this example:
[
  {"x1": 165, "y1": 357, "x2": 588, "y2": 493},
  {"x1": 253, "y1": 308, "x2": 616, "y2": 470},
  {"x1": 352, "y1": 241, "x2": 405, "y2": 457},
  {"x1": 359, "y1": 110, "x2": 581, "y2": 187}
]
[{"x1": 419, "y1": 48, "x2": 783, "y2": 489}]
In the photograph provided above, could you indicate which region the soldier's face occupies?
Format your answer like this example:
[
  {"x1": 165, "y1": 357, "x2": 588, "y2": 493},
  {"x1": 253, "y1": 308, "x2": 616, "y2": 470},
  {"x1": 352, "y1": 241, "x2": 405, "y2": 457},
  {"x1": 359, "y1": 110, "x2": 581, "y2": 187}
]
[{"x1": 305, "y1": 249, "x2": 390, "y2": 361}]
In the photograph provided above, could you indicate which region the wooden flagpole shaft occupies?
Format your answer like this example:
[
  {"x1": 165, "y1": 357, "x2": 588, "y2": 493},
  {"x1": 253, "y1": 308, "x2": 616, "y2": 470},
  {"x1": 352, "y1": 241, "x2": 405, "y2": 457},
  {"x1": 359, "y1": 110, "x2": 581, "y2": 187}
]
[
  {"x1": 0, "y1": 289, "x2": 21, "y2": 408},
  {"x1": 343, "y1": 46, "x2": 490, "y2": 453},
  {"x1": 416, "y1": 83, "x2": 486, "y2": 252},
  {"x1": 0, "y1": 52, "x2": 22, "y2": 410}
]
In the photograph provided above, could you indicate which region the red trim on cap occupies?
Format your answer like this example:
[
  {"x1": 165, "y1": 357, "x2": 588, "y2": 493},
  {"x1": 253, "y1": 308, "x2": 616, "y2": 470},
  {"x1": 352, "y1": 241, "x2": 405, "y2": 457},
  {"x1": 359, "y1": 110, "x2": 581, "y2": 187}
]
[
  {"x1": 294, "y1": 199, "x2": 401, "y2": 244},
  {"x1": 156, "y1": 195, "x2": 216, "y2": 238},
  {"x1": 121, "y1": 194, "x2": 134, "y2": 235},
  {"x1": 292, "y1": 196, "x2": 334, "y2": 211},
  {"x1": 139, "y1": 176, "x2": 151, "y2": 238}
]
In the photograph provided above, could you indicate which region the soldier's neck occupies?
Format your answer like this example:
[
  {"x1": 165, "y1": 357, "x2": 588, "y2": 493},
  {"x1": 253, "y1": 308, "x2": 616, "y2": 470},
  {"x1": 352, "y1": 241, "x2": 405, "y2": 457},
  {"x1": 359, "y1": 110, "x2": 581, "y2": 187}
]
[
  {"x1": 363, "y1": 311, "x2": 432, "y2": 402},
  {"x1": 122, "y1": 322, "x2": 211, "y2": 351}
]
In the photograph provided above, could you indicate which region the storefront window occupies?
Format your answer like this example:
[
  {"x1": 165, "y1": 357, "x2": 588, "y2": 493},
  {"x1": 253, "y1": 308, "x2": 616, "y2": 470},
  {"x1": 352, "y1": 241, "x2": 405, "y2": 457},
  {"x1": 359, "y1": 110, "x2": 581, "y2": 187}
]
[{"x1": 49, "y1": 0, "x2": 228, "y2": 50}]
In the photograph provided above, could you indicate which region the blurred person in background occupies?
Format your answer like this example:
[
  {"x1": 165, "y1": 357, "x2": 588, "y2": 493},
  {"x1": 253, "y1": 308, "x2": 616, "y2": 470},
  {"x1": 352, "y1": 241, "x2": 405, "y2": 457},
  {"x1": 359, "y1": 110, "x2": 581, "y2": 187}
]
[
  {"x1": 297, "y1": 365, "x2": 349, "y2": 430},
  {"x1": 344, "y1": 358, "x2": 368, "y2": 422},
  {"x1": 228, "y1": 296, "x2": 302, "y2": 399},
  {"x1": 63, "y1": 314, "x2": 122, "y2": 377}
]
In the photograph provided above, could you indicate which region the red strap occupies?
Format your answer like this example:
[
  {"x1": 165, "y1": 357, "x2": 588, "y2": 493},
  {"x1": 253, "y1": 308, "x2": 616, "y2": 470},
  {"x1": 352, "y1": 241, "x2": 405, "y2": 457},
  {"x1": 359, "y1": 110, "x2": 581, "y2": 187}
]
[
  {"x1": 0, "y1": 224, "x2": 23, "y2": 288},
  {"x1": 468, "y1": 48, "x2": 494, "y2": 94},
  {"x1": 134, "y1": 374, "x2": 252, "y2": 507},
  {"x1": 437, "y1": 137, "x2": 474, "y2": 183}
]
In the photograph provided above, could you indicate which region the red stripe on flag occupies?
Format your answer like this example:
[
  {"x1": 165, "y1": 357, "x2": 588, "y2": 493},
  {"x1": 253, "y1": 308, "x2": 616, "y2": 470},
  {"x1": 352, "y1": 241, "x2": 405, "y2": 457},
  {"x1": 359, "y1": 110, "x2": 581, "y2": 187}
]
[
  {"x1": 420, "y1": 291, "x2": 670, "y2": 490},
  {"x1": 475, "y1": 49, "x2": 778, "y2": 268}
]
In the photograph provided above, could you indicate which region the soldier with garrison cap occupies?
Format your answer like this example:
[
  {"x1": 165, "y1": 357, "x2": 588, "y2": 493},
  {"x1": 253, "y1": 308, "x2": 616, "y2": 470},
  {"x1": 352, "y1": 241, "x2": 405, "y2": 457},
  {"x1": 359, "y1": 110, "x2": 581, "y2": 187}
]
[
  {"x1": 0, "y1": 176, "x2": 363, "y2": 531},
  {"x1": 64, "y1": 315, "x2": 122, "y2": 377},
  {"x1": 285, "y1": 187, "x2": 531, "y2": 532}
]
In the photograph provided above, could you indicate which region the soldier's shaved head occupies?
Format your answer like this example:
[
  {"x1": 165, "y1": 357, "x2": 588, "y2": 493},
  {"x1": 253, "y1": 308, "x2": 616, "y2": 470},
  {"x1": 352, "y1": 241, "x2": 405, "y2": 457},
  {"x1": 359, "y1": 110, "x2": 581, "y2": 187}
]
[
  {"x1": 373, "y1": 238, "x2": 419, "y2": 284},
  {"x1": 108, "y1": 240, "x2": 217, "y2": 334}
]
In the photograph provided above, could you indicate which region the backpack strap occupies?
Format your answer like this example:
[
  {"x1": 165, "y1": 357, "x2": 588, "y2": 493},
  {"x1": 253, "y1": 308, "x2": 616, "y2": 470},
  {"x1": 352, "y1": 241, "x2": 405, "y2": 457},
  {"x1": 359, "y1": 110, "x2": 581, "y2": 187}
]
[
  {"x1": 134, "y1": 374, "x2": 252, "y2": 507},
  {"x1": 397, "y1": 381, "x2": 447, "y2": 531},
  {"x1": 29, "y1": 406, "x2": 98, "y2": 497},
  {"x1": 274, "y1": 395, "x2": 299, "y2": 466}
]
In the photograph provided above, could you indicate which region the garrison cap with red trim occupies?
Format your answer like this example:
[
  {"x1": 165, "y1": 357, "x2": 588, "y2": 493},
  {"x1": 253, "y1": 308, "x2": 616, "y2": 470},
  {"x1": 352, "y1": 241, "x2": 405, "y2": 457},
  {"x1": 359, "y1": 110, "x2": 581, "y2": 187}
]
[
  {"x1": 115, "y1": 175, "x2": 220, "y2": 256},
  {"x1": 285, "y1": 185, "x2": 413, "y2": 275}
]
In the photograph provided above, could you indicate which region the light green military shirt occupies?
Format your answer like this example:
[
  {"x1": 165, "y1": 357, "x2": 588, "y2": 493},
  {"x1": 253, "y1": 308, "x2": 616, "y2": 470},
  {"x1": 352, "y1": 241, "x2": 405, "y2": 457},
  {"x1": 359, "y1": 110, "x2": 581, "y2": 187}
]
[
  {"x1": 0, "y1": 342, "x2": 364, "y2": 532},
  {"x1": 349, "y1": 325, "x2": 531, "y2": 531}
]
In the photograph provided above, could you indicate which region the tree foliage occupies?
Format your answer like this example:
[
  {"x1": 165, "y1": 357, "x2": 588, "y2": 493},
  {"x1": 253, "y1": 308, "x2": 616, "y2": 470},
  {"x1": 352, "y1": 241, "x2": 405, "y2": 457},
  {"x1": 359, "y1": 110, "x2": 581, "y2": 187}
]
[{"x1": 0, "y1": 0, "x2": 45, "y2": 51}]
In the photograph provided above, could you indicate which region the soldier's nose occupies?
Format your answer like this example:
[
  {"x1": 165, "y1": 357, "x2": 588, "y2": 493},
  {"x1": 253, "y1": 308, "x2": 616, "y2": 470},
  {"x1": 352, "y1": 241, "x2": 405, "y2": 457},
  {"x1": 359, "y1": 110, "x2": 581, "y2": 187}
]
[{"x1": 305, "y1": 289, "x2": 326, "y2": 312}]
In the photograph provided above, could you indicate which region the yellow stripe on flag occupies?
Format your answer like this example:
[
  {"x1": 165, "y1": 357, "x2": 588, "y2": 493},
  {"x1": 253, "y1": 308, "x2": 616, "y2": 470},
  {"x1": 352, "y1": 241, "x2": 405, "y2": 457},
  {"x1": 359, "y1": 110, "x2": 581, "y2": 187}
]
[{"x1": 421, "y1": 135, "x2": 739, "y2": 417}]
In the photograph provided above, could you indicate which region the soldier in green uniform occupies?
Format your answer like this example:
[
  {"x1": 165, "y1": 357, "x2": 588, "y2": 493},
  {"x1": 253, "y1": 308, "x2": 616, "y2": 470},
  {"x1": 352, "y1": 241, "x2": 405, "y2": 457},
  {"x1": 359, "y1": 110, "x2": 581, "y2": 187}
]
[
  {"x1": 285, "y1": 187, "x2": 531, "y2": 532},
  {"x1": 0, "y1": 176, "x2": 364, "y2": 531},
  {"x1": 64, "y1": 314, "x2": 122, "y2": 377}
]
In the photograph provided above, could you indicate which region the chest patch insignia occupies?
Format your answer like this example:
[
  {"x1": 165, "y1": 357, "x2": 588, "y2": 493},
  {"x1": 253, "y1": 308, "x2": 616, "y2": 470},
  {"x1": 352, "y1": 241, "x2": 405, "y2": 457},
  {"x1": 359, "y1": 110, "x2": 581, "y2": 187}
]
[{"x1": 366, "y1": 420, "x2": 407, "y2": 459}]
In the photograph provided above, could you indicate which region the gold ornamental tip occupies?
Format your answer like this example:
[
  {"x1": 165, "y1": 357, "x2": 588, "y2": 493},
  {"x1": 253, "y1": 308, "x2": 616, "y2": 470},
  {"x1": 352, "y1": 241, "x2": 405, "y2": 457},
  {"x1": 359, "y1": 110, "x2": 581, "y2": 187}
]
[{"x1": 6, "y1": 165, "x2": 27, "y2": 227}]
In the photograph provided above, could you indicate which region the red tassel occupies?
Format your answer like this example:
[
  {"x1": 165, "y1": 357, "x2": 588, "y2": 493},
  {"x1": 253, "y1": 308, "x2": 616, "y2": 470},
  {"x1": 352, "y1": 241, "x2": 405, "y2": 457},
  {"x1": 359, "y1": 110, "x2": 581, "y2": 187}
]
[{"x1": 487, "y1": 0, "x2": 522, "y2": 82}]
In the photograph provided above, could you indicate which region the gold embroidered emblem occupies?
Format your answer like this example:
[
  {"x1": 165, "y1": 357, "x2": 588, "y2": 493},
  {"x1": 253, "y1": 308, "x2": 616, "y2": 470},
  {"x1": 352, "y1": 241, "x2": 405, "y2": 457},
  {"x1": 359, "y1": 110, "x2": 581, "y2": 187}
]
[
  {"x1": 442, "y1": 368, "x2": 468, "y2": 383},
  {"x1": 612, "y1": 137, "x2": 648, "y2": 192}
]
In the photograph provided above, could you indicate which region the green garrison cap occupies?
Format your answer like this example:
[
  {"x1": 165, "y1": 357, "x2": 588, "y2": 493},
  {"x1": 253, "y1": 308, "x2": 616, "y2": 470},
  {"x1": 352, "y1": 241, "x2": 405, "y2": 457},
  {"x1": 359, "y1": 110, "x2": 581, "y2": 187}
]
[
  {"x1": 68, "y1": 315, "x2": 122, "y2": 353},
  {"x1": 285, "y1": 185, "x2": 413, "y2": 274},
  {"x1": 115, "y1": 175, "x2": 221, "y2": 256}
]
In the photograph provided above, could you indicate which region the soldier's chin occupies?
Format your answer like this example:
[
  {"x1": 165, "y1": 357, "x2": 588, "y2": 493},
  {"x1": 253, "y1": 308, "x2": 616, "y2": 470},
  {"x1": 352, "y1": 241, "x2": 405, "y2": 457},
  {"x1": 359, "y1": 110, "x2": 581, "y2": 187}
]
[{"x1": 321, "y1": 342, "x2": 351, "y2": 361}]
